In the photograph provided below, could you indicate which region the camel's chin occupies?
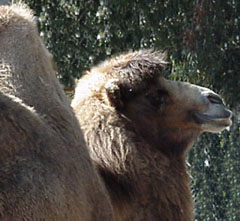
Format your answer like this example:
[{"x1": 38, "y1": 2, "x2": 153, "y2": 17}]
[{"x1": 193, "y1": 112, "x2": 232, "y2": 133}]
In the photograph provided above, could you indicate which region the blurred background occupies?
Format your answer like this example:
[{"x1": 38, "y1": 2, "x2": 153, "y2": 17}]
[{"x1": 6, "y1": 0, "x2": 240, "y2": 220}]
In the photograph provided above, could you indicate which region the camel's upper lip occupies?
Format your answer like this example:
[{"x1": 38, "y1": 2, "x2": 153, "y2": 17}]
[{"x1": 195, "y1": 113, "x2": 230, "y2": 120}]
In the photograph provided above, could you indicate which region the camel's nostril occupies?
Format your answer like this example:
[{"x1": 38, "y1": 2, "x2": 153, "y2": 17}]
[
  {"x1": 223, "y1": 109, "x2": 233, "y2": 119},
  {"x1": 207, "y1": 94, "x2": 223, "y2": 105}
]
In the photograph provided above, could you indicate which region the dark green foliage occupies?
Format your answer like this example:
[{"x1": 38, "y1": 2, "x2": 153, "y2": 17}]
[
  {"x1": 189, "y1": 124, "x2": 240, "y2": 220},
  {"x1": 22, "y1": 0, "x2": 240, "y2": 220}
]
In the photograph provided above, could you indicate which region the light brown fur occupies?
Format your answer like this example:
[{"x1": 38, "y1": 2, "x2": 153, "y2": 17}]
[
  {"x1": 0, "y1": 4, "x2": 113, "y2": 220},
  {"x1": 72, "y1": 50, "x2": 232, "y2": 220}
]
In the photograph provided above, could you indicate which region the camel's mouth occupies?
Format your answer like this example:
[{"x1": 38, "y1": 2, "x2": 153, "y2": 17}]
[{"x1": 193, "y1": 110, "x2": 232, "y2": 133}]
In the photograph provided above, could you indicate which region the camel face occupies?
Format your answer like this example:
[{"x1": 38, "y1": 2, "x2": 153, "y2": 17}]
[
  {"x1": 156, "y1": 77, "x2": 232, "y2": 133},
  {"x1": 120, "y1": 76, "x2": 232, "y2": 152}
]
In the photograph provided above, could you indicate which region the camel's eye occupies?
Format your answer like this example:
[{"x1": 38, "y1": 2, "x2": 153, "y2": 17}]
[{"x1": 146, "y1": 89, "x2": 169, "y2": 108}]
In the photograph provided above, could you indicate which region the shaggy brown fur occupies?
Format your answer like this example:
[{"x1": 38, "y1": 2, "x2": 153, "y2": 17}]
[
  {"x1": 0, "y1": 4, "x2": 113, "y2": 220},
  {"x1": 72, "y1": 50, "x2": 232, "y2": 220}
]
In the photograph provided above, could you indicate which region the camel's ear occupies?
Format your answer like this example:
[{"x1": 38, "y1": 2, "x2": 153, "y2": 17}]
[{"x1": 104, "y1": 79, "x2": 123, "y2": 109}]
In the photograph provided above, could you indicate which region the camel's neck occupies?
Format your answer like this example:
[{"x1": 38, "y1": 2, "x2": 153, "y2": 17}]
[
  {"x1": 78, "y1": 105, "x2": 196, "y2": 220},
  {"x1": 99, "y1": 146, "x2": 194, "y2": 221},
  {"x1": 128, "y1": 129, "x2": 196, "y2": 221}
]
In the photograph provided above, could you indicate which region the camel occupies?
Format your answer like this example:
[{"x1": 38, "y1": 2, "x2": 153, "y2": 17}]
[
  {"x1": 72, "y1": 49, "x2": 232, "y2": 221},
  {"x1": 0, "y1": 4, "x2": 113, "y2": 220}
]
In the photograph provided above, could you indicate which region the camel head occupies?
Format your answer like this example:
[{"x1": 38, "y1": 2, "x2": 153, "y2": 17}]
[
  {"x1": 73, "y1": 49, "x2": 232, "y2": 155},
  {"x1": 95, "y1": 50, "x2": 232, "y2": 154}
]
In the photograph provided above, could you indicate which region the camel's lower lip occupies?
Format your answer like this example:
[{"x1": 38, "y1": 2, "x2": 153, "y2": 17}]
[{"x1": 193, "y1": 113, "x2": 232, "y2": 127}]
